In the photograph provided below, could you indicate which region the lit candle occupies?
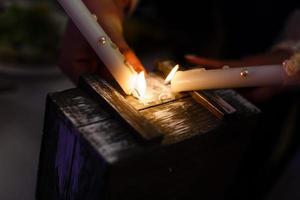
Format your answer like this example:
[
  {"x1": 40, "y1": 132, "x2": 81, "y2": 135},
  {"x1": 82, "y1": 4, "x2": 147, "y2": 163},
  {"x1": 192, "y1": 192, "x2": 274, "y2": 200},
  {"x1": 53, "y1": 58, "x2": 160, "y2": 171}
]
[
  {"x1": 58, "y1": 0, "x2": 137, "y2": 95},
  {"x1": 171, "y1": 65, "x2": 293, "y2": 93}
]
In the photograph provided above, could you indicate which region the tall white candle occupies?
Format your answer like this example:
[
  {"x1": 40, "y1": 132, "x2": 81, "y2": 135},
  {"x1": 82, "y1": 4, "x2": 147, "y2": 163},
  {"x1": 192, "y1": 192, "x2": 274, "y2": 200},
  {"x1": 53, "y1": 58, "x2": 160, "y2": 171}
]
[
  {"x1": 58, "y1": 0, "x2": 136, "y2": 95},
  {"x1": 171, "y1": 65, "x2": 290, "y2": 93}
]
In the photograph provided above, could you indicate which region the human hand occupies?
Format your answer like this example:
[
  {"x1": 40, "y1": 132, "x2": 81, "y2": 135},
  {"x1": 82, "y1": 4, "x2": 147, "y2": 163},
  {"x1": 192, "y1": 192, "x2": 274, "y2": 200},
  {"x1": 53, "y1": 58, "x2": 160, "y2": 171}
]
[
  {"x1": 185, "y1": 50, "x2": 296, "y2": 103},
  {"x1": 58, "y1": 0, "x2": 144, "y2": 83}
]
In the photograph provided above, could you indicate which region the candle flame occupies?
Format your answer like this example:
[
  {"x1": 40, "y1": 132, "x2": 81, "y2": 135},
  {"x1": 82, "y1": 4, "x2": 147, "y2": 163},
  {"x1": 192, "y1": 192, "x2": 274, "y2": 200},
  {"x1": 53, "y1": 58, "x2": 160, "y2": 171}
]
[
  {"x1": 164, "y1": 64, "x2": 179, "y2": 84},
  {"x1": 133, "y1": 71, "x2": 147, "y2": 100}
]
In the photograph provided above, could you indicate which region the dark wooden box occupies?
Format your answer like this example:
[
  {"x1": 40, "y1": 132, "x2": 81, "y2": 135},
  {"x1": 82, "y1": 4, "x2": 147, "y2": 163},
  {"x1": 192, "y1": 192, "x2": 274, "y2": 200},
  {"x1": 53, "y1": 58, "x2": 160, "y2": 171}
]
[{"x1": 36, "y1": 75, "x2": 260, "y2": 200}]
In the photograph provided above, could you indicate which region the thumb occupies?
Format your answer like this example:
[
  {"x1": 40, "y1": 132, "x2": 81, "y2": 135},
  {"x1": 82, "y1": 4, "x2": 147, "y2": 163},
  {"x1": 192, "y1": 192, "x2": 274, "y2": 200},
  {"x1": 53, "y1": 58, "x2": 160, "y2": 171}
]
[{"x1": 120, "y1": 46, "x2": 145, "y2": 73}]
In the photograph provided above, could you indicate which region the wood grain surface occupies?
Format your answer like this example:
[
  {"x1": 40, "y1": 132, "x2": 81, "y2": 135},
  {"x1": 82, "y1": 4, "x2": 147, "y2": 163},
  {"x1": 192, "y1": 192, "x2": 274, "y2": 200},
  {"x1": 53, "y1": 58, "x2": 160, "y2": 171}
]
[{"x1": 37, "y1": 74, "x2": 261, "y2": 200}]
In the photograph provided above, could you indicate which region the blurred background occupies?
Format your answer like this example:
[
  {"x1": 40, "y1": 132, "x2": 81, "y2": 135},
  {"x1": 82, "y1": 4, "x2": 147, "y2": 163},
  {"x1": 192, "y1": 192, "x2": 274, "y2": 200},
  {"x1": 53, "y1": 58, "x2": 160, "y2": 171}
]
[
  {"x1": 0, "y1": 1, "x2": 73, "y2": 199},
  {"x1": 0, "y1": 0, "x2": 300, "y2": 200}
]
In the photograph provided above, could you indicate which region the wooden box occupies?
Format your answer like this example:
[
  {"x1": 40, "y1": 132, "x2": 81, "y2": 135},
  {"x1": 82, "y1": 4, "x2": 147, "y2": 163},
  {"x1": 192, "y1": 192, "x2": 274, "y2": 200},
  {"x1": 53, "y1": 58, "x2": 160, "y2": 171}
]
[{"x1": 36, "y1": 74, "x2": 260, "y2": 200}]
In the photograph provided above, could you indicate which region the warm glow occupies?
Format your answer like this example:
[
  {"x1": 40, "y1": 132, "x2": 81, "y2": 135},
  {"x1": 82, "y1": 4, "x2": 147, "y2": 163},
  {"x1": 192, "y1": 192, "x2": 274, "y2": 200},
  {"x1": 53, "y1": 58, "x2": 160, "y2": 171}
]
[
  {"x1": 164, "y1": 64, "x2": 179, "y2": 84},
  {"x1": 133, "y1": 71, "x2": 147, "y2": 100}
]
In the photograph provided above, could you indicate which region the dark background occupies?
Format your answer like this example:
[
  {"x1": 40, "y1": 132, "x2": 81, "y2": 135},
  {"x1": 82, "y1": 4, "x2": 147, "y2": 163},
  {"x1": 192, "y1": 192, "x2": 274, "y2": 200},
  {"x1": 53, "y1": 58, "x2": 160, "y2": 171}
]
[{"x1": 0, "y1": 0, "x2": 300, "y2": 199}]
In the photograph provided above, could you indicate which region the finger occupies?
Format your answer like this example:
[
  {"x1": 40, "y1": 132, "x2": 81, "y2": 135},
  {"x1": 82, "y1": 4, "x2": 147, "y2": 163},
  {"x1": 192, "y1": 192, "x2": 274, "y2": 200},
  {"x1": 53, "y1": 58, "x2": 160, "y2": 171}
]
[
  {"x1": 185, "y1": 54, "x2": 242, "y2": 68},
  {"x1": 185, "y1": 54, "x2": 224, "y2": 68},
  {"x1": 122, "y1": 47, "x2": 145, "y2": 73}
]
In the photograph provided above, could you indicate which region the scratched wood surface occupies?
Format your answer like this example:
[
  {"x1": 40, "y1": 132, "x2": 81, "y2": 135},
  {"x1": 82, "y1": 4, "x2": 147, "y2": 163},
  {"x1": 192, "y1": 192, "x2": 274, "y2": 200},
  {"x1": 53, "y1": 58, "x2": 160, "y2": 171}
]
[
  {"x1": 81, "y1": 75, "x2": 260, "y2": 144},
  {"x1": 140, "y1": 97, "x2": 220, "y2": 144},
  {"x1": 79, "y1": 76, "x2": 164, "y2": 142},
  {"x1": 37, "y1": 88, "x2": 149, "y2": 199},
  {"x1": 37, "y1": 75, "x2": 260, "y2": 200}
]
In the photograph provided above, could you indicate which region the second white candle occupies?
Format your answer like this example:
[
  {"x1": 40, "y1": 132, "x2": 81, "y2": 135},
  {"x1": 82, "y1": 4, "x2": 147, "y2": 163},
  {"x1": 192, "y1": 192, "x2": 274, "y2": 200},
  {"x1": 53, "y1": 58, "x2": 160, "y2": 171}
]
[{"x1": 171, "y1": 65, "x2": 287, "y2": 93}]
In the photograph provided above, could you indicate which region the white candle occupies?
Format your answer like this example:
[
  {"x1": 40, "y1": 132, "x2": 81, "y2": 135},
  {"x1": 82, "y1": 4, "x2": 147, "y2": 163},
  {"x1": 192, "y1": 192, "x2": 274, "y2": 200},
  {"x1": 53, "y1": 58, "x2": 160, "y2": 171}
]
[
  {"x1": 171, "y1": 65, "x2": 289, "y2": 93},
  {"x1": 58, "y1": 0, "x2": 136, "y2": 95}
]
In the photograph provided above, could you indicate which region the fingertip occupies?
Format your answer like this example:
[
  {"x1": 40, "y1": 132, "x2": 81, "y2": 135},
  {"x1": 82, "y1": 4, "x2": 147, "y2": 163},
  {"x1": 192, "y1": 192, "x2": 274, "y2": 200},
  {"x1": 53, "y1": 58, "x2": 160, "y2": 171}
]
[
  {"x1": 131, "y1": 61, "x2": 147, "y2": 74},
  {"x1": 185, "y1": 54, "x2": 198, "y2": 60},
  {"x1": 184, "y1": 54, "x2": 206, "y2": 64},
  {"x1": 134, "y1": 64, "x2": 146, "y2": 73},
  {"x1": 122, "y1": 49, "x2": 146, "y2": 73}
]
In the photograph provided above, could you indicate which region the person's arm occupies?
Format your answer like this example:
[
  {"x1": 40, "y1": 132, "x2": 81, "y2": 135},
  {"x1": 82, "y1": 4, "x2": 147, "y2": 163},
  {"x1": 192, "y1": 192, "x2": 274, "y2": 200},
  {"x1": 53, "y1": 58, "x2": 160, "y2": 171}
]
[{"x1": 59, "y1": 0, "x2": 144, "y2": 83}]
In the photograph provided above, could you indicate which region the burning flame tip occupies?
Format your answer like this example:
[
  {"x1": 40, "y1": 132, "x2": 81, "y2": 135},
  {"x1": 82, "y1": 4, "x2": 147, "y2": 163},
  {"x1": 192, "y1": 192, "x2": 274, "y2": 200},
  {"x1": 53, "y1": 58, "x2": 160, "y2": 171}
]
[
  {"x1": 132, "y1": 71, "x2": 147, "y2": 100},
  {"x1": 165, "y1": 64, "x2": 179, "y2": 84}
]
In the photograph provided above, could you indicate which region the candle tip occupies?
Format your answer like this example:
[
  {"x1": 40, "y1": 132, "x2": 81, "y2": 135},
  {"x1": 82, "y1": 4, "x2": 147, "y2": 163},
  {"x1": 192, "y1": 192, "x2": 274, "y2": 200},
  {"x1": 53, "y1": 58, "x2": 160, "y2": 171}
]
[
  {"x1": 132, "y1": 71, "x2": 147, "y2": 100},
  {"x1": 164, "y1": 64, "x2": 179, "y2": 84}
]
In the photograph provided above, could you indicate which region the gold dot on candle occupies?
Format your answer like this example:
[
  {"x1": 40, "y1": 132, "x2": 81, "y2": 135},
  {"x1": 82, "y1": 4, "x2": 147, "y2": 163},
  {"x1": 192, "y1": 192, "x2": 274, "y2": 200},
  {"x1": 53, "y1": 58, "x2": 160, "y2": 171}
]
[
  {"x1": 240, "y1": 69, "x2": 249, "y2": 77},
  {"x1": 222, "y1": 65, "x2": 230, "y2": 69},
  {"x1": 92, "y1": 14, "x2": 97, "y2": 21},
  {"x1": 98, "y1": 36, "x2": 106, "y2": 45}
]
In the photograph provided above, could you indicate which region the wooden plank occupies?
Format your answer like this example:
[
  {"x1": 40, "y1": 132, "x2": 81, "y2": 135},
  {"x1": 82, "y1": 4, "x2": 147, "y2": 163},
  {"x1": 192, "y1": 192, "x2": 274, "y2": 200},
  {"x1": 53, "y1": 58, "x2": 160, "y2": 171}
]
[
  {"x1": 47, "y1": 89, "x2": 143, "y2": 163},
  {"x1": 79, "y1": 76, "x2": 164, "y2": 142},
  {"x1": 140, "y1": 97, "x2": 221, "y2": 144},
  {"x1": 214, "y1": 89, "x2": 261, "y2": 117},
  {"x1": 79, "y1": 75, "x2": 260, "y2": 144},
  {"x1": 37, "y1": 92, "x2": 110, "y2": 199},
  {"x1": 191, "y1": 90, "x2": 236, "y2": 119},
  {"x1": 49, "y1": 89, "x2": 111, "y2": 127}
]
